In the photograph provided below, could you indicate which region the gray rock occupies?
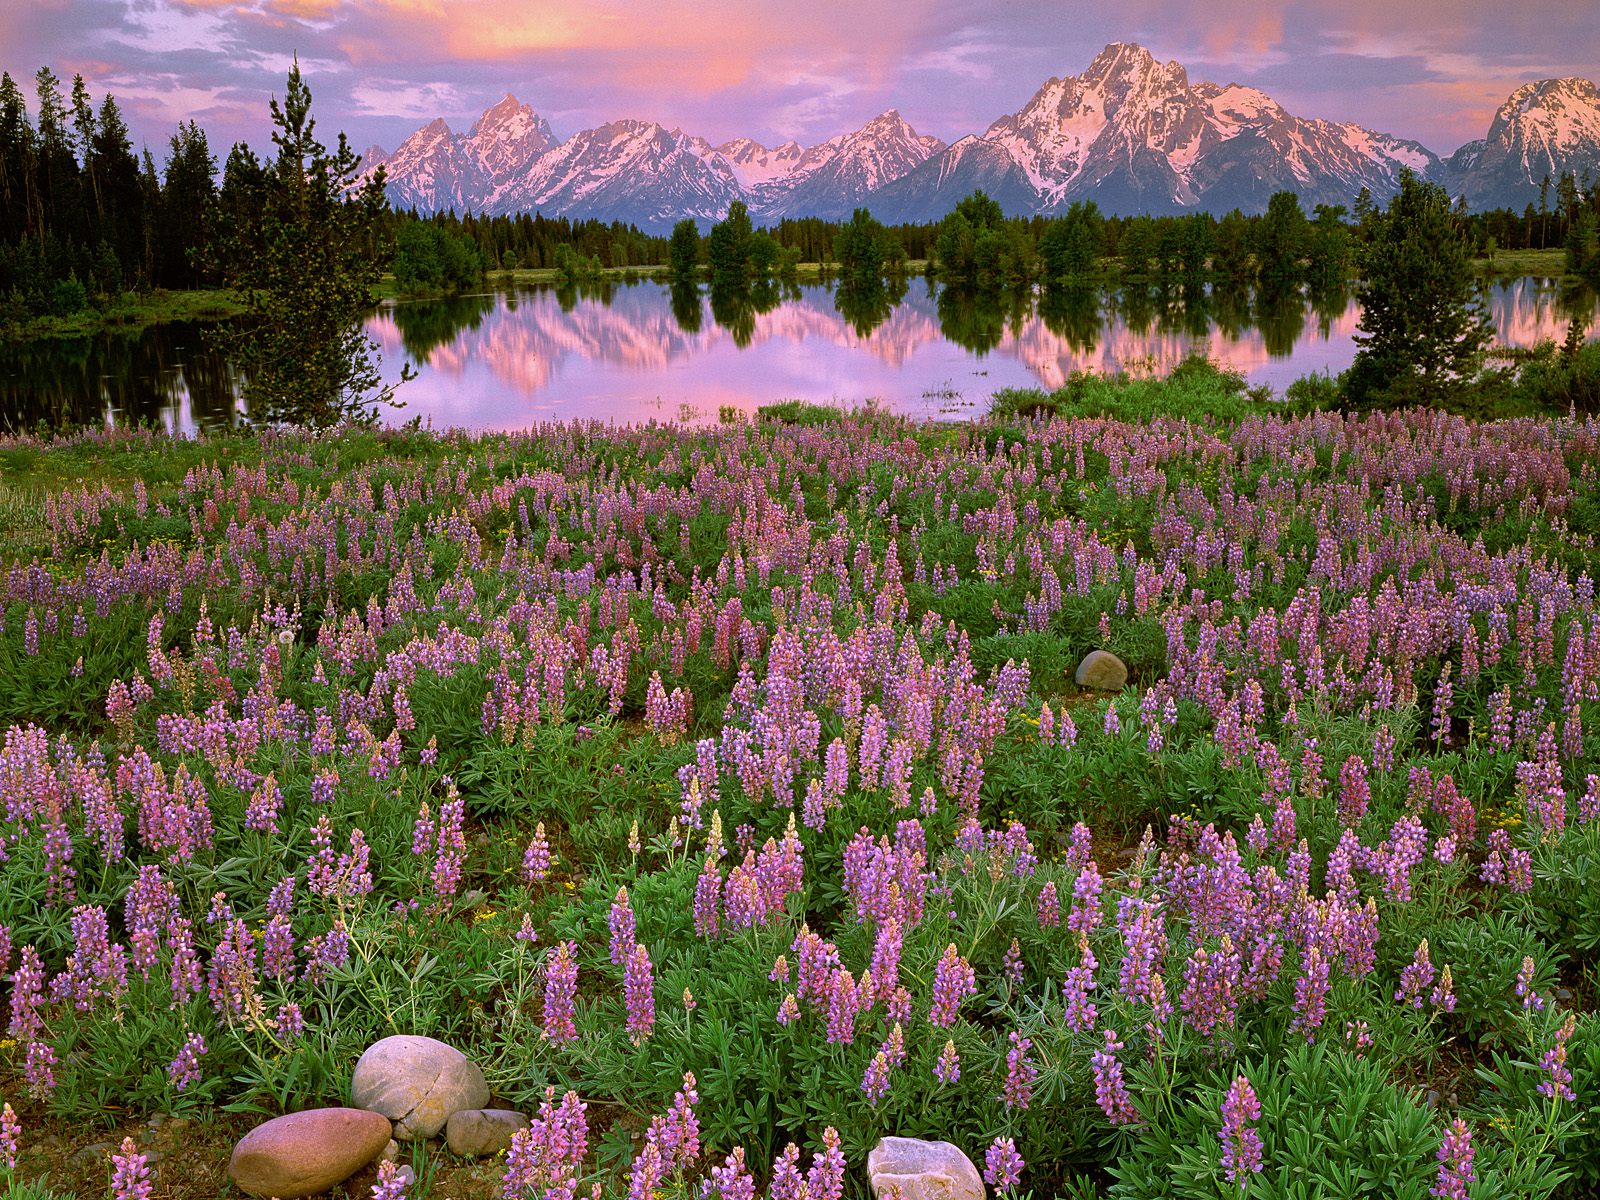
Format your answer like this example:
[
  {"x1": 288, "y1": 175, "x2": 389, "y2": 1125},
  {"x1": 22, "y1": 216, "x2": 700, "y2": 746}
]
[
  {"x1": 446, "y1": 1108, "x2": 529, "y2": 1158},
  {"x1": 1074, "y1": 649, "x2": 1128, "y2": 691},
  {"x1": 396, "y1": 1164, "x2": 417, "y2": 1189},
  {"x1": 351, "y1": 1034, "x2": 490, "y2": 1141},
  {"x1": 380, "y1": 1139, "x2": 401, "y2": 1163},
  {"x1": 228, "y1": 1108, "x2": 391, "y2": 1199},
  {"x1": 71, "y1": 1142, "x2": 118, "y2": 1171},
  {"x1": 867, "y1": 1137, "x2": 985, "y2": 1200}
]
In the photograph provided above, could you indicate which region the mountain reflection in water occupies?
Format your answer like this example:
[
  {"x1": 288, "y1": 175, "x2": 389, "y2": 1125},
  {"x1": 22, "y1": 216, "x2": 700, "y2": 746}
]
[{"x1": 2, "y1": 278, "x2": 1593, "y2": 432}]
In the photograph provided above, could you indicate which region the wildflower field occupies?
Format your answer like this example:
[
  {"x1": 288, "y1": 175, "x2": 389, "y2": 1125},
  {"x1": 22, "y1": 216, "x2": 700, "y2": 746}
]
[{"x1": 0, "y1": 386, "x2": 1596, "y2": 1199}]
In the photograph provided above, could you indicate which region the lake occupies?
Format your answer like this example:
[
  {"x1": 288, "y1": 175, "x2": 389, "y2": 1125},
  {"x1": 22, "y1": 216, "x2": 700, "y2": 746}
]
[{"x1": 3, "y1": 277, "x2": 1595, "y2": 432}]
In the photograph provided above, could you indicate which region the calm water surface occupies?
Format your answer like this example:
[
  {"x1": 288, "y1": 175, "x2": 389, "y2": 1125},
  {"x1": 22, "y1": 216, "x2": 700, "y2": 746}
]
[{"x1": 3, "y1": 278, "x2": 1595, "y2": 432}]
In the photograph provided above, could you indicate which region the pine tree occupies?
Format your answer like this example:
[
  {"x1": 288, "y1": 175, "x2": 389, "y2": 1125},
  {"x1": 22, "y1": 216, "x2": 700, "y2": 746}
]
[
  {"x1": 1347, "y1": 170, "x2": 1492, "y2": 406},
  {"x1": 211, "y1": 60, "x2": 406, "y2": 427},
  {"x1": 668, "y1": 218, "x2": 699, "y2": 282},
  {"x1": 705, "y1": 201, "x2": 752, "y2": 289}
]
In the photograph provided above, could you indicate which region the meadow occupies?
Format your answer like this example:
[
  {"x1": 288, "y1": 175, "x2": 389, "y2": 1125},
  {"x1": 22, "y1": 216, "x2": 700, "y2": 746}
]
[{"x1": 0, "y1": 370, "x2": 1596, "y2": 1199}]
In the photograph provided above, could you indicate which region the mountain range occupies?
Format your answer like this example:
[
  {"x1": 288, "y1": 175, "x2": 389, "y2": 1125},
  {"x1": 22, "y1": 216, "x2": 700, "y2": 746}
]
[{"x1": 361, "y1": 43, "x2": 1600, "y2": 230}]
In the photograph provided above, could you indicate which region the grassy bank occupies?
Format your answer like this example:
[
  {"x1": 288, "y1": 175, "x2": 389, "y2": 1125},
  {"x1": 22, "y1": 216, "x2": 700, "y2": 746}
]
[{"x1": 1, "y1": 288, "x2": 247, "y2": 343}]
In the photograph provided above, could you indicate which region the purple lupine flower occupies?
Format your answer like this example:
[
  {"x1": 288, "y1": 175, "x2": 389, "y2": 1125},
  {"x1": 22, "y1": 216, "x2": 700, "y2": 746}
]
[
  {"x1": 1063, "y1": 953, "x2": 1099, "y2": 1032},
  {"x1": 703, "y1": 1147, "x2": 757, "y2": 1200},
  {"x1": 658, "y1": 1072, "x2": 700, "y2": 1170},
  {"x1": 805, "y1": 1128, "x2": 845, "y2": 1200},
  {"x1": 1431, "y1": 1118, "x2": 1474, "y2": 1200},
  {"x1": 1091, "y1": 1029, "x2": 1141, "y2": 1125},
  {"x1": 1515, "y1": 956, "x2": 1545, "y2": 1011},
  {"x1": 983, "y1": 1137, "x2": 1024, "y2": 1193},
  {"x1": 0, "y1": 1102, "x2": 18, "y2": 1170},
  {"x1": 1290, "y1": 947, "x2": 1331, "y2": 1041},
  {"x1": 167, "y1": 1033, "x2": 207, "y2": 1092},
  {"x1": 609, "y1": 888, "x2": 637, "y2": 967},
  {"x1": 928, "y1": 944, "x2": 976, "y2": 1026},
  {"x1": 768, "y1": 1144, "x2": 805, "y2": 1200},
  {"x1": 243, "y1": 773, "x2": 282, "y2": 834},
  {"x1": 627, "y1": 1142, "x2": 662, "y2": 1200},
  {"x1": 1395, "y1": 940, "x2": 1436, "y2": 1009},
  {"x1": 1430, "y1": 965, "x2": 1457, "y2": 1013},
  {"x1": 1036, "y1": 881, "x2": 1060, "y2": 927},
  {"x1": 110, "y1": 1136, "x2": 152, "y2": 1200},
  {"x1": 934, "y1": 1038, "x2": 961, "y2": 1085},
  {"x1": 1067, "y1": 862, "x2": 1104, "y2": 937},
  {"x1": 520, "y1": 823, "x2": 551, "y2": 883},
  {"x1": 23, "y1": 1040, "x2": 57, "y2": 1100},
  {"x1": 693, "y1": 857, "x2": 722, "y2": 937},
  {"x1": 776, "y1": 994, "x2": 800, "y2": 1025},
  {"x1": 1002, "y1": 1032, "x2": 1036, "y2": 1109},
  {"x1": 543, "y1": 941, "x2": 579, "y2": 1044},
  {"x1": 1179, "y1": 937, "x2": 1241, "y2": 1039},
  {"x1": 624, "y1": 942, "x2": 656, "y2": 1043},
  {"x1": 371, "y1": 1159, "x2": 408, "y2": 1200},
  {"x1": 1219, "y1": 1075, "x2": 1264, "y2": 1186},
  {"x1": 825, "y1": 970, "x2": 859, "y2": 1044},
  {"x1": 861, "y1": 1052, "x2": 892, "y2": 1105},
  {"x1": 1539, "y1": 1012, "x2": 1577, "y2": 1101},
  {"x1": 275, "y1": 1003, "x2": 305, "y2": 1039}
]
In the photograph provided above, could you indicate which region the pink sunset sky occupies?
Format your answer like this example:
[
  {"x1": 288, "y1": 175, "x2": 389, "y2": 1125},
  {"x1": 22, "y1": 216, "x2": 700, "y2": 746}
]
[{"x1": 2, "y1": 0, "x2": 1597, "y2": 157}]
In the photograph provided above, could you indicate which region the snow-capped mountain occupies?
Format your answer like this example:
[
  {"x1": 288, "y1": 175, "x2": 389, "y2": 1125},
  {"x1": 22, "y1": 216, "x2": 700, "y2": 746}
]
[
  {"x1": 757, "y1": 111, "x2": 947, "y2": 219},
  {"x1": 463, "y1": 94, "x2": 556, "y2": 180},
  {"x1": 716, "y1": 137, "x2": 806, "y2": 190},
  {"x1": 872, "y1": 43, "x2": 1439, "y2": 219},
  {"x1": 365, "y1": 46, "x2": 1599, "y2": 227},
  {"x1": 488, "y1": 120, "x2": 745, "y2": 227},
  {"x1": 374, "y1": 117, "x2": 488, "y2": 214},
  {"x1": 1438, "y1": 78, "x2": 1600, "y2": 209}
]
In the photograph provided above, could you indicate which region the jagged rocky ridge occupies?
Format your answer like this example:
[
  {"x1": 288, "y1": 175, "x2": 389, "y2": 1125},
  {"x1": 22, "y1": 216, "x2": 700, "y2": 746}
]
[{"x1": 363, "y1": 44, "x2": 1600, "y2": 227}]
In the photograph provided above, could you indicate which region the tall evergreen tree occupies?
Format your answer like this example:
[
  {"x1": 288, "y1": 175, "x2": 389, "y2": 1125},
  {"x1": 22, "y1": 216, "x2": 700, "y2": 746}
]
[
  {"x1": 158, "y1": 121, "x2": 216, "y2": 288},
  {"x1": 211, "y1": 59, "x2": 405, "y2": 426},
  {"x1": 1347, "y1": 170, "x2": 1492, "y2": 406},
  {"x1": 705, "y1": 200, "x2": 753, "y2": 288},
  {"x1": 0, "y1": 72, "x2": 33, "y2": 242},
  {"x1": 667, "y1": 218, "x2": 699, "y2": 282}
]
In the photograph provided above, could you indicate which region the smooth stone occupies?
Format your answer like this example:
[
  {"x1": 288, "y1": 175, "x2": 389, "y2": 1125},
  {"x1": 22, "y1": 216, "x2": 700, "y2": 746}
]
[
  {"x1": 446, "y1": 1108, "x2": 529, "y2": 1158},
  {"x1": 351, "y1": 1034, "x2": 490, "y2": 1141},
  {"x1": 380, "y1": 1139, "x2": 401, "y2": 1163},
  {"x1": 867, "y1": 1137, "x2": 985, "y2": 1200},
  {"x1": 228, "y1": 1108, "x2": 391, "y2": 1199},
  {"x1": 1074, "y1": 649, "x2": 1128, "y2": 691}
]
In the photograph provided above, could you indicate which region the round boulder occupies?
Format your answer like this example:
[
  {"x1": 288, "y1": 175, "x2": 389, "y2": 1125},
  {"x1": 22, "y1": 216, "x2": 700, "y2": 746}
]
[
  {"x1": 867, "y1": 1137, "x2": 985, "y2": 1200},
  {"x1": 229, "y1": 1108, "x2": 391, "y2": 1199},
  {"x1": 1074, "y1": 649, "x2": 1128, "y2": 691},
  {"x1": 445, "y1": 1108, "x2": 530, "y2": 1158},
  {"x1": 351, "y1": 1035, "x2": 490, "y2": 1141}
]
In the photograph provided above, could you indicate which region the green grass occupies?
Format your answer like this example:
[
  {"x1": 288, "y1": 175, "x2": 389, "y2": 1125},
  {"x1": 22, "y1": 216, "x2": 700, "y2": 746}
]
[
  {"x1": 1472, "y1": 247, "x2": 1572, "y2": 278},
  {"x1": 2, "y1": 289, "x2": 246, "y2": 343}
]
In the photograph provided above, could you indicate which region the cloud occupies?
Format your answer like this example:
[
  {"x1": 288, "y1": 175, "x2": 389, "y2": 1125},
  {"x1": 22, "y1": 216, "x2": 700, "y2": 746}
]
[{"x1": 1, "y1": 0, "x2": 1595, "y2": 161}]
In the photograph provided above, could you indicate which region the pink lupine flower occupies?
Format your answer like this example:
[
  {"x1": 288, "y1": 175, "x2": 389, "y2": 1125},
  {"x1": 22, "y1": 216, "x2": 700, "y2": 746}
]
[
  {"x1": 110, "y1": 1137, "x2": 152, "y2": 1200},
  {"x1": 371, "y1": 1159, "x2": 408, "y2": 1200},
  {"x1": 928, "y1": 944, "x2": 977, "y2": 1026},
  {"x1": 1091, "y1": 1029, "x2": 1141, "y2": 1125},
  {"x1": 1002, "y1": 1031, "x2": 1036, "y2": 1110},
  {"x1": 0, "y1": 1103, "x2": 18, "y2": 1170},
  {"x1": 1539, "y1": 1012, "x2": 1577, "y2": 1101},
  {"x1": 1219, "y1": 1075, "x2": 1264, "y2": 1185},
  {"x1": 624, "y1": 942, "x2": 656, "y2": 1043},
  {"x1": 1431, "y1": 1119, "x2": 1474, "y2": 1200},
  {"x1": 521, "y1": 822, "x2": 551, "y2": 883},
  {"x1": 543, "y1": 941, "x2": 579, "y2": 1044},
  {"x1": 983, "y1": 1137, "x2": 1024, "y2": 1193},
  {"x1": 167, "y1": 1032, "x2": 207, "y2": 1091}
]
